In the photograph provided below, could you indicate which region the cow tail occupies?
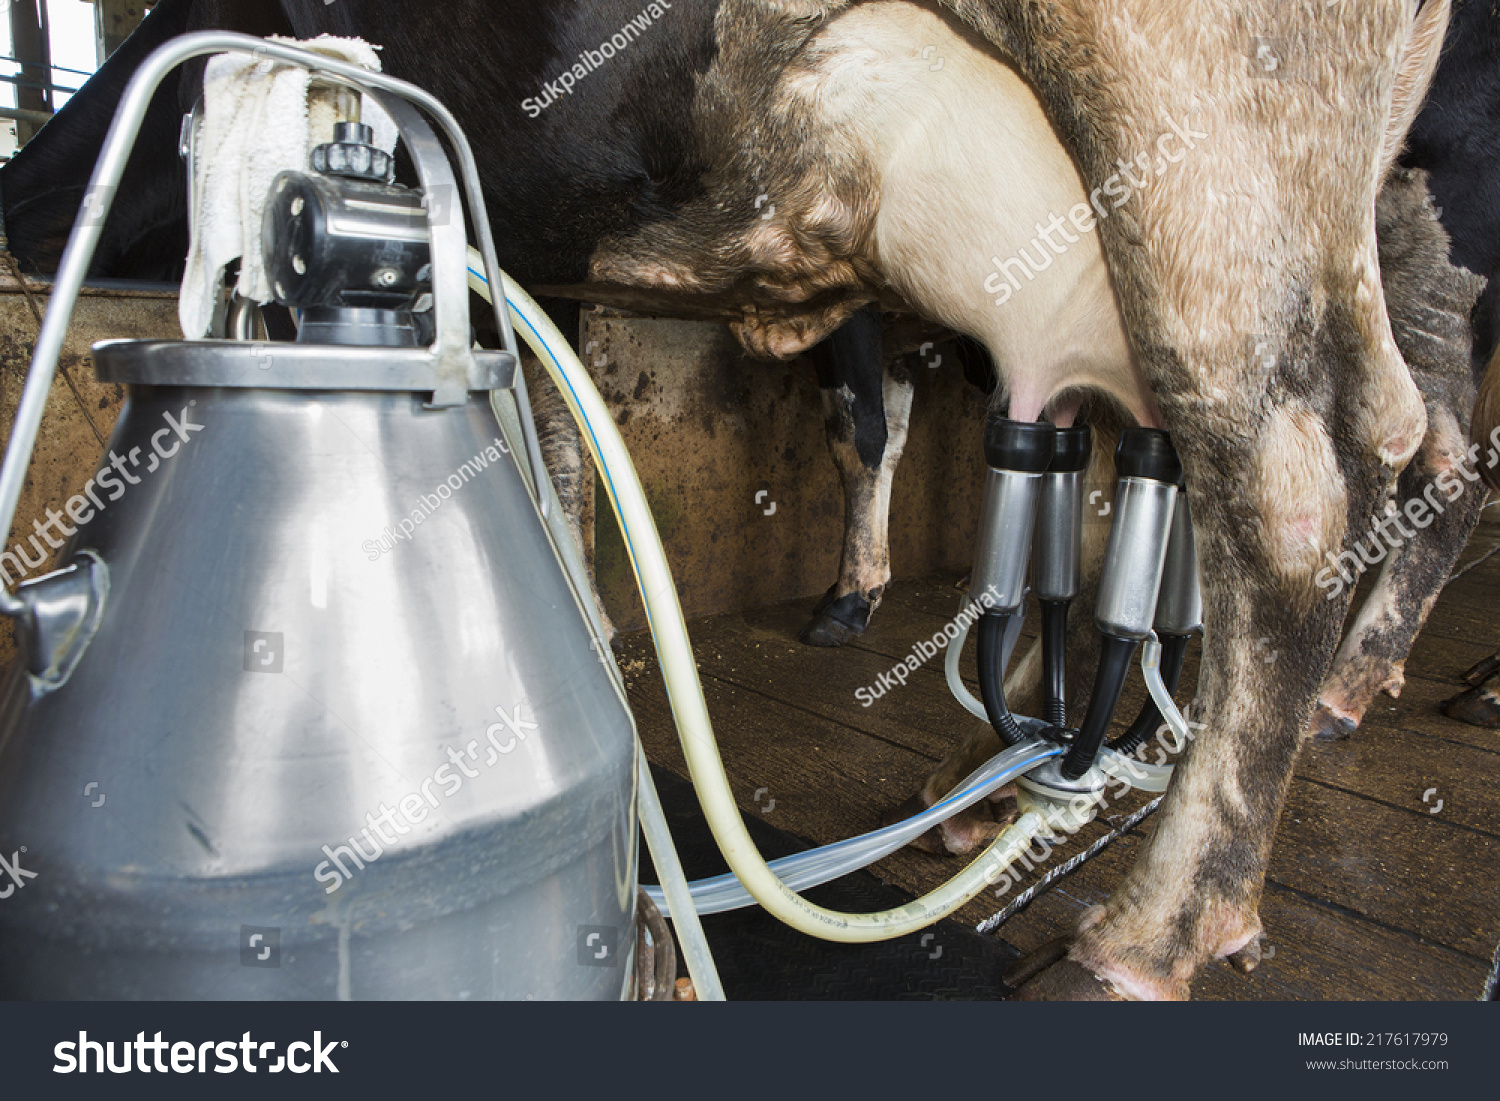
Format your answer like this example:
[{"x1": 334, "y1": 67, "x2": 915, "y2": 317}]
[{"x1": 1476, "y1": 341, "x2": 1500, "y2": 492}]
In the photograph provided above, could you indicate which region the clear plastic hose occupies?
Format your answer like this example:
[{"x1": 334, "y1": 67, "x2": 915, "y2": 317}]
[
  {"x1": 645, "y1": 738, "x2": 1059, "y2": 916},
  {"x1": 948, "y1": 605, "x2": 990, "y2": 723}
]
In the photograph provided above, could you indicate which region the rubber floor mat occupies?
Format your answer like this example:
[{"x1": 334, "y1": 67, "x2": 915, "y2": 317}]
[{"x1": 642, "y1": 765, "x2": 1021, "y2": 1000}]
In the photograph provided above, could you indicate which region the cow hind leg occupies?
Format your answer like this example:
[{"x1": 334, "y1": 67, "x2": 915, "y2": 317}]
[
  {"x1": 1309, "y1": 408, "x2": 1487, "y2": 738},
  {"x1": 1001, "y1": 361, "x2": 1404, "y2": 999},
  {"x1": 1312, "y1": 167, "x2": 1490, "y2": 738},
  {"x1": 801, "y1": 305, "x2": 913, "y2": 646}
]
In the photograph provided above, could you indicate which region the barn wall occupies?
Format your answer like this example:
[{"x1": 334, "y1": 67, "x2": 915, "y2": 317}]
[{"x1": 582, "y1": 312, "x2": 990, "y2": 634}]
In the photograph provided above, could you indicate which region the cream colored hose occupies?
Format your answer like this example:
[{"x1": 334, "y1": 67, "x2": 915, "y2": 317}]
[{"x1": 470, "y1": 251, "x2": 1055, "y2": 942}]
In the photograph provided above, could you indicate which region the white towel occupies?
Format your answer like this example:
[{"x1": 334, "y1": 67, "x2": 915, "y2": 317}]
[{"x1": 179, "y1": 36, "x2": 398, "y2": 338}]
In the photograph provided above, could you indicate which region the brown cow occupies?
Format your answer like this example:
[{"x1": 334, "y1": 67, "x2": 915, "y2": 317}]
[{"x1": 551, "y1": 0, "x2": 1460, "y2": 996}]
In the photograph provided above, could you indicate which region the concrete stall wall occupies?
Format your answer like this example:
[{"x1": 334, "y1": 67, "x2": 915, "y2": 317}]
[
  {"x1": 581, "y1": 312, "x2": 990, "y2": 634},
  {"x1": 0, "y1": 282, "x2": 175, "y2": 667}
]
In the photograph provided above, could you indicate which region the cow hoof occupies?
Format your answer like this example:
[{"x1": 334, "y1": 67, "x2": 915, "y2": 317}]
[
  {"x1": 798, "y1": 588, "x2": 873, "y2": 647},
  {"x1": 1441, "y1": 683, "x2": 1500, "y2": 729},
  {"x1": 1463, "y1": 652, "x2": 1500, "y2": 687},
  {"x1": 1011, "y1": 958, "x2": 1125, "y2": 1001},
  {"x1": 1307, "y1": 703, "x2": 1358, "y2": 741},
  {"x1": 881, "y1": 788, "x2": 1018, "y2": 856},
  {"x1": 1226, "y1": 938, "x2": 1263, "y2": 974}
]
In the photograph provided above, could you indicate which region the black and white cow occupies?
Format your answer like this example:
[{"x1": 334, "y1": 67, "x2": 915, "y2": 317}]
[
  {"x1": 1399, "y1": 0, "x2": 1500, "y2": 728},
  {"x1": 0, "y1": 0, "x2": 1465, "y2": 999}
]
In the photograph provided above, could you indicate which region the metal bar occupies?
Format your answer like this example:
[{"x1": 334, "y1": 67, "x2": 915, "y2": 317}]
[
  {"x1": 7, "y1": 0, "x2": 54, "y2": 142},
  {"x1": 0, "y1": 105, "x2": 54, "y2": 125},
  {"x1": 0, "y1": 72, "x2": 82, "y2": 95},
  {"x1": 975, "y1": 795, "x2": 1163, "y2": 936},
  {"x1": 0, "y1": 54, "x2": 97, "y2": 78},
  {"x1": 362, "y1": 88, "x2": 476, "y2": 407}
]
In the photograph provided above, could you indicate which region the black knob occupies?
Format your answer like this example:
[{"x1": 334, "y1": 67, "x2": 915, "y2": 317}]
[{"x1": 311, "y1": 121, "x2": 395, "y2": 183}]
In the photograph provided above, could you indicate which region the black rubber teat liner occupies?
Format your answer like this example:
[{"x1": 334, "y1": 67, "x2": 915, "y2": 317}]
[
  {"x1": 984, "y1": 418, "x2": 1056, "y2": 473},
  {"x1": 1046, "y1": 425, "x2": 1093, "y2": 473},
  {"x1": 1114, "y1": 427, "x2": 1182, "y2": 484}
]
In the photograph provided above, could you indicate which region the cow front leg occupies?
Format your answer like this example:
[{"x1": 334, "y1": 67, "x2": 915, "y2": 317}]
[
  {"x1": 801, "y1": 305, "x2": 914, "y2": 646},
  {"x1": 1310, "y1": 409, "x2": 1488, "y2": 738}
]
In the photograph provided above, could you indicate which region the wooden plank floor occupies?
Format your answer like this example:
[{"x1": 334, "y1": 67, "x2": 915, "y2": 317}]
[{"x1": 622, "y1": 505, "x2": 1500, "y2": 1000}]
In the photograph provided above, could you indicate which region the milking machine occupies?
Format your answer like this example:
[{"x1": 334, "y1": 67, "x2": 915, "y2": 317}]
[
  {"x1": 950, "y1": 419, "x2": 1198, "y2": 811},
  {"x1": 477, "y1": 279, "x2": 1201, "y2": 919},
  {"x1": 0, "y1": 30, "x2": 1206, "y2": 1002},
  {"x1": 933, "y1": 422, "x2": 1200, "y2": 798}
]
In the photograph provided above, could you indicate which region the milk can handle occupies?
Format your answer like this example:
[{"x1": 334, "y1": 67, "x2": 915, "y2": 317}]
[{"x1": 0, "y1": 32, "x2": 545, "y2": 614}]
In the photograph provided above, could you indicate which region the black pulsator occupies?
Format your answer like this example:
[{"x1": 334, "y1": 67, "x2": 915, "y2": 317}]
[{"x1": 262, "y1": 122, "x2": 432, "y2": 345}]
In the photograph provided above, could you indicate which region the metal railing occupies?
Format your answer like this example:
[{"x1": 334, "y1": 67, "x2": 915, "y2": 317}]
[
  {"x1": 0, "y1": 52, "x2": 96, "y2": 157},
  {"x1": 0, "y1": 53, "x2": 88, "y2": 103}
]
